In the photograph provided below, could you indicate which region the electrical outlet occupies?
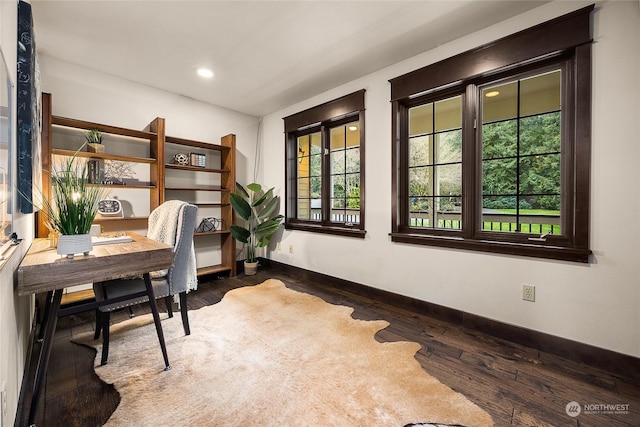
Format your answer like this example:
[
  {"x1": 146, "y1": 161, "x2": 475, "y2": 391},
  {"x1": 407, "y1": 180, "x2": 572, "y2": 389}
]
[
  {"x1": 277, "y1": 243, "x2": 282, "y2": 251},
  {"x1": 288, "y1": 244, "x2": 294, "y2": 254},
  {"x1": 522, "y1": 284, "x2": 535, "y2": 302}
]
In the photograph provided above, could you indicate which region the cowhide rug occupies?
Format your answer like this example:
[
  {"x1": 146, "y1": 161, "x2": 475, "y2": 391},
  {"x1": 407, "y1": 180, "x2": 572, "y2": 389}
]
[{"x1": 74, "y1": 279, "x2": 493, "y2": 426}]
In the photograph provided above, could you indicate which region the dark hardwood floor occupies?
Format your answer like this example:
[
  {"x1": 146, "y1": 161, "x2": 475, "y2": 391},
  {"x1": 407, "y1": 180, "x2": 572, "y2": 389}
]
[{"x1": 17, "y1": 266, "x2": 640, "y2": 426}]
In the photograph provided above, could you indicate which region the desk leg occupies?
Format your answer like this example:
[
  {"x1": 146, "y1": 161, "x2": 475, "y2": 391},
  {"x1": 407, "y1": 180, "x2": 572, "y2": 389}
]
[
  {"x1": 37, "y1": 291, "x2": 53, "y2": 342},
  {"x1": 143, "y1": 273, "x2": 171, "y2": 370},
  {"x1": 28, "y1": 289, "x2": 62, "y2": 427}
]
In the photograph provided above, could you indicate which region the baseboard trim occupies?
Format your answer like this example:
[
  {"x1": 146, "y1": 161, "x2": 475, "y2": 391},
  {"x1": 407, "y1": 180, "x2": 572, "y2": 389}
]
[{"x1": 266, "y1": 259, "x2": 640, "y2": 383}]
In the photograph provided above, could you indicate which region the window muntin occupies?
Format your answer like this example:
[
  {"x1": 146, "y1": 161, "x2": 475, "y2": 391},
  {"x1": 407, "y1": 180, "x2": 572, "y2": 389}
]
[
  {"x1": 408, "y1": 95, "x2": 462, "y2": 230},
  {"x1": 480, "y1": 69, "x2": 562, "y2": 236}
]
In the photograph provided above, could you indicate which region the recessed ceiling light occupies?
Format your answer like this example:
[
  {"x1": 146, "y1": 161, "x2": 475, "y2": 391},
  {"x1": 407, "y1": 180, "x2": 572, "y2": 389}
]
[
  {"x1": 348, "y1": 125, "x2": 358, "y2": 131},
  {"x1": 485, "y1": 90, "x2": 500, "y2": 98},
  {"x1": 196, "y1": 67, "x2": 214, "y2": 78}
]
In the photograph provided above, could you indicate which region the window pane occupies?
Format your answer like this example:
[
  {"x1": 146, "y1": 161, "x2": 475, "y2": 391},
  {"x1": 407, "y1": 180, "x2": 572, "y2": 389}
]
[
  {"x1": 435, "y1": 96, "x2": 462, "y2": 132},
  {"x1": 482, "y1": 81, "x2": 517, "y2": 123},
  {"x1": 482, "y1": 159, "x2": 516, "y2": 195},
  {"x1": 310, "y1": 176, "x2": 321, "y2": 199},
  {"x1": 310, "y1": 154, "x2": 321, "y2": 177},
  {"x1": 330, "y1": 126, "x2": 345, "y2": 151},
  {"x1": 519, "y1": 154, "x2": 561, "y2": 196},
  {"x1": 409, "y1": 197, "x2": 432, "y2": 228},
  {"x1": 435, "y1": 198, "x2": 462, "y2": 229},
  {"x1": 345, "y1": 148, "x2": 360, "y2": 173},
  {"x1": 520, "y1": 70, "x2": 561, "y2": 116},
  {"x1": 520, "y1": 112, "x2": 560, "y2": 155},
  {"x1": 310, "y1": 132, "x2": 322, "y2": 155},
  {"x1": 409, "y1": 166, "x2": 432, "y2": 197},
  {"x1": 297, "y1": 135, "x2": 310, "y2": 162},
  {"x1": 436, "y1": 164, "x2": 462, "y2": 197},
  {"x1": 409, "y1": 135, "x2": 431, "y2": 167},
  {"x1": 436, "y1": 130, "x2": 462, "y2": 164},
  {"x1": 297, "y1": 199, "x2": 310, "y2": 220},
  {"x1": 482, "y1": 120, "x2": 517, "y2": 159},
  {"x1": 331, "y1": 150, "x2": 345, "y2": 174},
  {"x1": 331, "y1": 174, "x2": 345, "y2": 201},
  {"x1": 409, "y1": 104, "x2": 433, "y2": 136},
  {"x1": 297, "y1": 177, "x2": 310, "y2": 200}
]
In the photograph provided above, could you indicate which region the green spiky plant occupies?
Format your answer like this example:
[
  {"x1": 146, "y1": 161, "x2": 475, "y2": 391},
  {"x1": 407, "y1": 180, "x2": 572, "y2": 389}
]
[
  {"x1": 85, "y1": 128, "x2": 103, "y2": 144},
  {"x1": 229, "y1": 183, "x2": 283, "y2": 263},
  {"x1": 39, "y1": 148, "x2": 107, "y2": 235}
]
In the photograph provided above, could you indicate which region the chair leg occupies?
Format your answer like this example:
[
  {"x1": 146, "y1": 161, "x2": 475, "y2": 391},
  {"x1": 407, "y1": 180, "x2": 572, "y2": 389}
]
[
  {"x1": 100, "y1": 311, "x2": 111, "y2": 365},
  {"x1": 179, "y1": 292, "x2": 190, "y2": 335},
  {"x1": 94, "y1": 309, "x2": 102, "y2": 340},
  {"x1": 165, "y1": 296, "x2": 174, "y2": 318},
  {"x1": 128, "y1": 307, "x2": 135, "y2": 318}
]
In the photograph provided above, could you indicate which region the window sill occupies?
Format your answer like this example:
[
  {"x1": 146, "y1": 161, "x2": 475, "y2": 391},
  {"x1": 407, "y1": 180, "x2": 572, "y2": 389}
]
[
  {"x1": 285, "y1": 222, "x2": 366, "y2": 239},
  {"x1": 389, "y1": 232, "x2": 591, "y2": 263},
  {"x1": 0, "y1": 239, "x2": 22, "y2": 273}
]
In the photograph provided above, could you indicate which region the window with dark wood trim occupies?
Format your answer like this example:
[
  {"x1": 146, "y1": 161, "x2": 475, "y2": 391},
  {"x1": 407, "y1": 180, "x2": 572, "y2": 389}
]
[
  {"x1": 390, "y1": 5, "x2": 593, "y2": 262},
  {"x1": 284, "y1": 90, "x2": 366, "y2": 238}
]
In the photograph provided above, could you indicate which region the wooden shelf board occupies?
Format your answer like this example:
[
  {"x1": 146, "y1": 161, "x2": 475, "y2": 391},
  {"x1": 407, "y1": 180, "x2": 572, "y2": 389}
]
[
  {"x1": 61, "y1": 289, "x2": 95, "y2": 306},
  {"x1": 93, "y1": 216, "x2": 149, "y2": 223},
  {"x1": 192, "y1": 202, "x2": 229, "y2": 207},
  {"x1": 165, "y1": 164, "x2": 228, "y2": 173},
  {"x1": 53, "y1": 116, "x2": 156, "y2": 140},
  {"x1": 52, "y1": 149, "x2": 156, "y2": 164},
  {"x1": 165, "y1": 186, "x2": 229, "y2": 192},
  {"x1": 166, "y1": 135, "x2": 229, "y2": 151},
  {"x1": 194, "y1": 230, "x2": 230, "y2": 236},
  {"x1": 197, "y1": 264, "x2": 232, "y2": 276}
]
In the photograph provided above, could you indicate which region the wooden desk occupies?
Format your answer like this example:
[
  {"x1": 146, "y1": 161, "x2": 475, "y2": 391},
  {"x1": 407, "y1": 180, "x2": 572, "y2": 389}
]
[{"x1": 18, "y1": 233, "x2": 174, "y2": 426}]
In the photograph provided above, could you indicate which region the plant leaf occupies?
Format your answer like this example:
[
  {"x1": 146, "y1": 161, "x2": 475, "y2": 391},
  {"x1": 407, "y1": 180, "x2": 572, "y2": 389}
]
[
  {"x1": 251, "y1": 187, "x2": 273, "y2": 208},
  {"x1": 235, "y1": 182, "x2": 249, "y2": 199},
  {"x1": 255, "y1": 217, "x2": 282, "y2": 237},
  {"x1": 246, "y1": 183, "x2": 262, "y2": 193},
  {"x1": 258, "y1": 195, "x2": 279, "y2": 219},
  {"x1": 230, "y1": 193, "x2": 251, "y2": 220},
  {"x1": 229, "y1": 225, "x2": 250, "y2": 243}
]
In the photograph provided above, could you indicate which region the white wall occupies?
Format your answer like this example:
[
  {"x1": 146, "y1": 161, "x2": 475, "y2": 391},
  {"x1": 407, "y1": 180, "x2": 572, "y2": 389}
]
[
  {"x1": 0, "y1": 1, "x2": 36, "y2": 426},
  {"x1": 263, "y1": 1, "x2": 640, "y2": 358}
]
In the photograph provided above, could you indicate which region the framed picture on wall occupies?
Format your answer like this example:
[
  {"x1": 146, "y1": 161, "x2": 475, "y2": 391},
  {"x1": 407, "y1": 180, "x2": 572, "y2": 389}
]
[{"x1": 17, "y1": 0, "x2": 42, "y2": 214}]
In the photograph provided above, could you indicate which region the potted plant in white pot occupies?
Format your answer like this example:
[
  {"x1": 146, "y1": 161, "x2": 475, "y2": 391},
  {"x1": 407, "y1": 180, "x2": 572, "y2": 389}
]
[
  {"x1": 39, "y1": 150, "x2": 107, "y2": 258},
  {"x1": 229, "y1": 183, "x2": 283, "y2": 275}
]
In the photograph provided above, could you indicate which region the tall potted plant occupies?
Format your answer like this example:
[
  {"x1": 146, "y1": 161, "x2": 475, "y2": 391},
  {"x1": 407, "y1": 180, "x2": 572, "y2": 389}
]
[
  {"x1": 39, "y1": 149, "x2": 107, "y2": 258},
  {"x1": 229, "y1": 182, "x2": 283, "y2": 275}
]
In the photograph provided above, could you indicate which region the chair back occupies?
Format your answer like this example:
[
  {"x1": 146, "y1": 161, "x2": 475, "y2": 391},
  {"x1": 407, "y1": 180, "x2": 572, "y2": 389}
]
[
  {"x1": 166, "y1": 203, "x2": 197, "y2": 294},
  {"x1": 149, "y1": 200, "x2": 198, "y2": 295}
]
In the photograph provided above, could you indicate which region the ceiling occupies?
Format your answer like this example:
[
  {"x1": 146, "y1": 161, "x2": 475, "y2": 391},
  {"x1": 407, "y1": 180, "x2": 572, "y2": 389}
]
[{"x1": 31, "y1": 1, "x2": 548, "y2": 118}]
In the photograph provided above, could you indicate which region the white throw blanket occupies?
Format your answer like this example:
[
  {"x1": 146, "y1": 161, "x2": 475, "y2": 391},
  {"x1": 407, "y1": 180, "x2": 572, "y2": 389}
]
[{"x1": 147, "y1": 200, "x2": 198, "y2": 292}]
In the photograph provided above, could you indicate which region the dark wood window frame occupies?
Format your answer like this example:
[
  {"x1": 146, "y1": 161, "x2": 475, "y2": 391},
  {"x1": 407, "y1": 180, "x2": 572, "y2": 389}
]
[
  {"x1": 284, "y1": 90, "x2": 366, "y2": 238},
  {"x1": 389, "y1": 5, "x2": 593, "y2": 263}
]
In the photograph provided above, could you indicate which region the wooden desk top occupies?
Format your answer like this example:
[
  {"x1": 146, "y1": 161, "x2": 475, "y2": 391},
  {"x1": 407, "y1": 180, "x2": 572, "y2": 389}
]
[{"x1": 18, "y1": 233, "x2": 173, "y2": 296}]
